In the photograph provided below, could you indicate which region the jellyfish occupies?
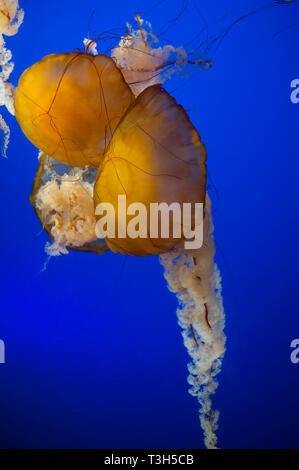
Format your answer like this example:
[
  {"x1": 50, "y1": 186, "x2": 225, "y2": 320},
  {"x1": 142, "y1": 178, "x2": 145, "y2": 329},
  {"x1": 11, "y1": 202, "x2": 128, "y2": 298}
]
[
  {"x1": 14, "y1": 52, "x2": 134, "y2": 167},
  {"x1": 92, "y1": 76, "x2": 225, "y2": 448},
  {"x1": 94, "y1": 83, "x2": 207, "y2": 256},
  {"x1": 31, "y1": 151, "x2": 108, "y2": 258},
  {"x1": 2, "y1": 0, "x2": 299, "y2": 450},
  {"x1": 0, "y1": 1, "x2": 226, "y2": 449}
]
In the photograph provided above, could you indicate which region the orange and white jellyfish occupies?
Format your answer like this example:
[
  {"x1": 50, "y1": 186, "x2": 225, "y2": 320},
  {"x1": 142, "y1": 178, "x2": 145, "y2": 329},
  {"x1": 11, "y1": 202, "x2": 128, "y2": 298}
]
[
  {"x1": 14, "y1": 52, "x2": 134, "y2": 167},
  {"x1": 2, "y1": 2, "x2": 225, "y2": 449}
]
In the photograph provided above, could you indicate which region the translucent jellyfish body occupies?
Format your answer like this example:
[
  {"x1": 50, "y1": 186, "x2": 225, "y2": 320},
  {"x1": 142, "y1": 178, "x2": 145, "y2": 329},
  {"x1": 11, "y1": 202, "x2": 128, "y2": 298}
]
[
  {"x1": 31, "y1": 153, "x2": 107, "y2": 256},
  {"x1": 14, "y1": 53, "x2": 134, "y2": 167},
  {"x1": 94, "y1": 85, "x2": 207, "y2": 256}
]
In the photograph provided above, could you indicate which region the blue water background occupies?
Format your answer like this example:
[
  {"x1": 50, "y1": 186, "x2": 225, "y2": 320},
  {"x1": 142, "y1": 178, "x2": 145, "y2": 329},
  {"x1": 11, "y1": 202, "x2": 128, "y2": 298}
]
[{"x1": 0, "y1": 0, "x2": 298, "y2": 449}]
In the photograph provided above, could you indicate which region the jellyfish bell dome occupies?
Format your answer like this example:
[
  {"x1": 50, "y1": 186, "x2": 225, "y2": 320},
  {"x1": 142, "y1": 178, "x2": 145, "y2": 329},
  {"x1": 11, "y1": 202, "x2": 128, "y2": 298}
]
[
  {"x1": 14, "y1": 52, "x2": 134, "y2": 168},
  {"x1": 94, "y1": 85, "x2": 207, "y2": 256}
]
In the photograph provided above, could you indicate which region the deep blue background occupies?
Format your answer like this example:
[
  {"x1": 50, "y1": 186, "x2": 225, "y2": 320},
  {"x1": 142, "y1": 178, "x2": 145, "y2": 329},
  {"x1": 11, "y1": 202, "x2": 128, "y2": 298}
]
[{"x1": 0, "y1": 0, "x2": 298, "y2": 449}]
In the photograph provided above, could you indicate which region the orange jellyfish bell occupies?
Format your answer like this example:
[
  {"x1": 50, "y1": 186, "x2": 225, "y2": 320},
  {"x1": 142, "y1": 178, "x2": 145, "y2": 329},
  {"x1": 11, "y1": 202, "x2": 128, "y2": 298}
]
[
  {"x1": 94, "y1": 84, "x2": 207, "y2": 256},
  {"x1": 14, "y1": 52, "x2": 134, "y2": 167}
]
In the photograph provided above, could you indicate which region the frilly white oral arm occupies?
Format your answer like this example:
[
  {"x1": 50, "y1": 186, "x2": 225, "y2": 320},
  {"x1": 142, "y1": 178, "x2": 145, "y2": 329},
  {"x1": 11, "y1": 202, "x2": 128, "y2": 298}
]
[
  {"x1": 0, "y1": 0, "x2": 24, "y2": 157},
  {"x1": 160, "y1": 195, "x2": 226, "y2": 449}
]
